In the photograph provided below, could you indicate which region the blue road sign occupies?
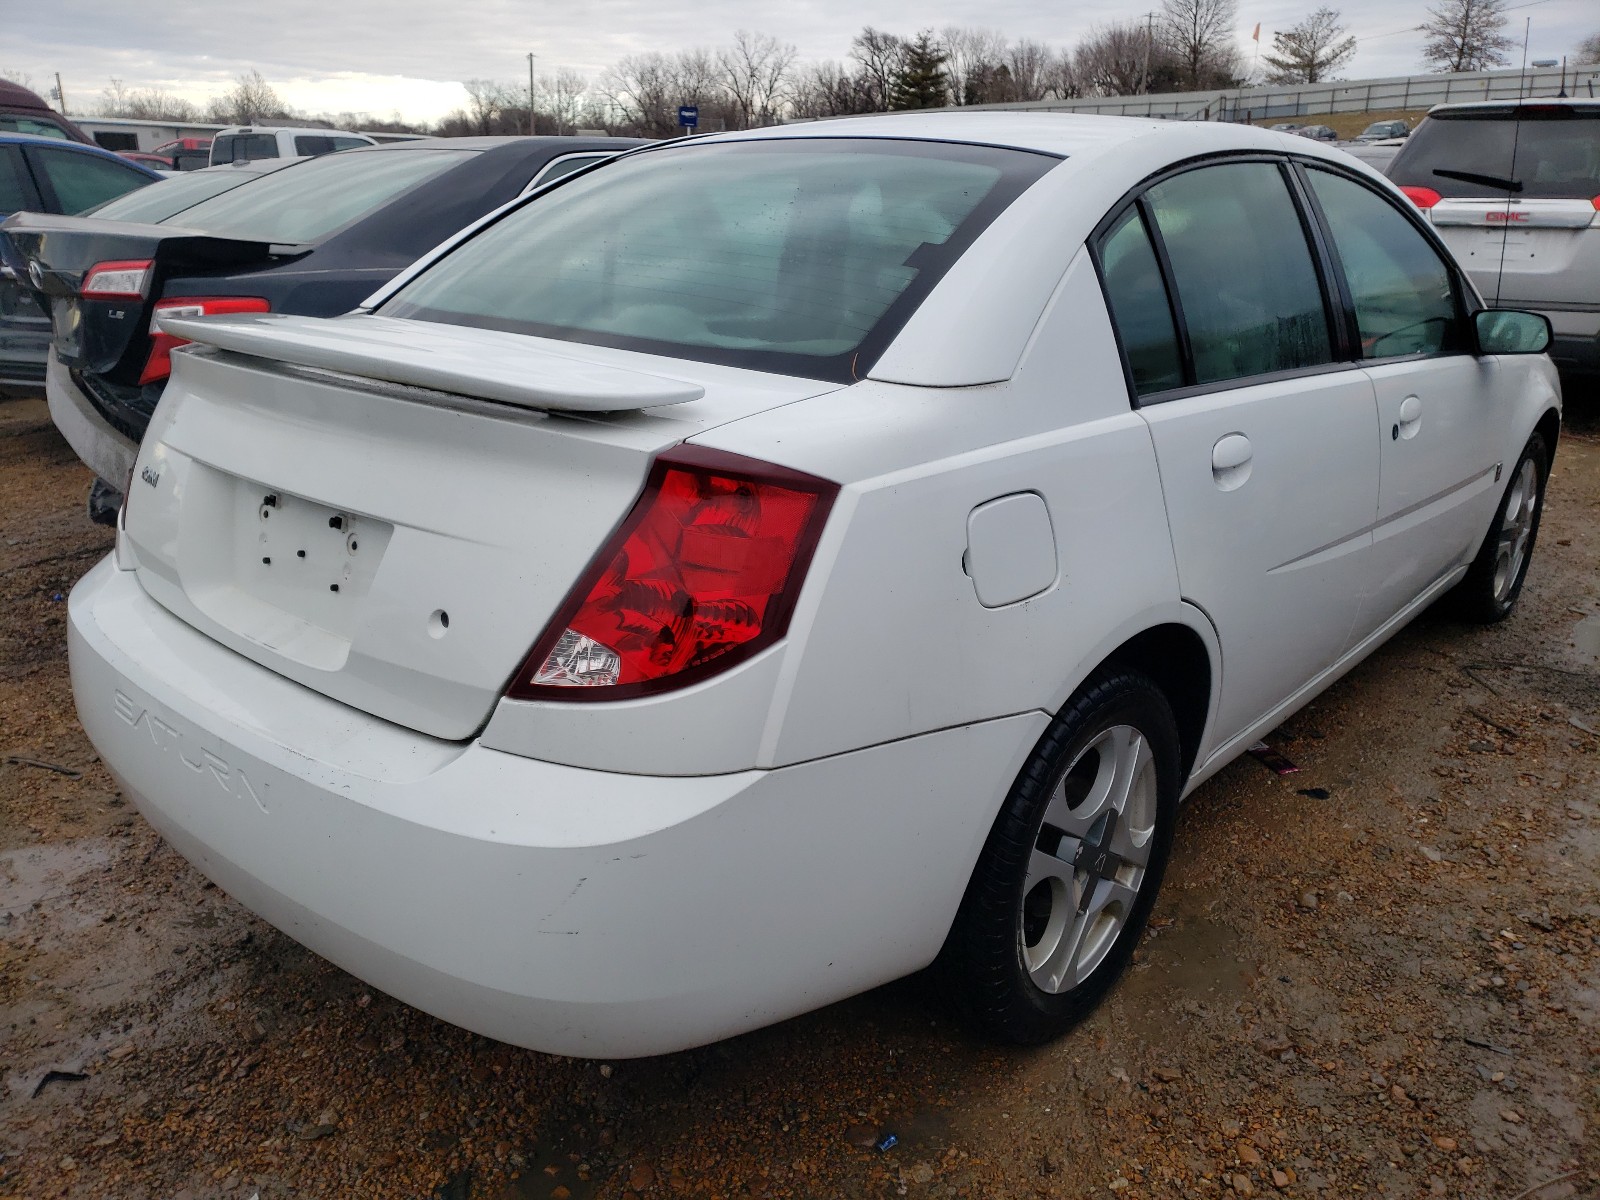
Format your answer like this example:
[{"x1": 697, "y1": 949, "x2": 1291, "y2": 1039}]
[{"x1": 678, "y1": 105, "x2": 699, "y2": 128}]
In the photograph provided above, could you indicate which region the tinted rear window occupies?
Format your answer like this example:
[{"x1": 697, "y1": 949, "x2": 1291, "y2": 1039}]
[
  {"x1": 1390, "y1": 107, "x2": 1600, "y2": 199},
  {"x1": 163, "y1": 148, "x2": 472, "y2": 244},
  {"x1": 212, "y1": 134, "x2": 279, "y2": 164},
  {"x1": 86, "y1": 165, "x2": 278, "y2": 223},
  {"x1": 383, "y1": 138, "x2": 1056, "y2": 382}
]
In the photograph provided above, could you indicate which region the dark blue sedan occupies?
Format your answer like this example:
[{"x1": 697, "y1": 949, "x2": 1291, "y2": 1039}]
[{"x1": 0, "y1": 134, "x2": 161, "y2": 394}]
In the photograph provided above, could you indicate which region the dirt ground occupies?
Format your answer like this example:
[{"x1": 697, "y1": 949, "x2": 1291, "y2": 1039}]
[{"x1": 2, "y1": 390, "x2": 1596, "y2": 1200}]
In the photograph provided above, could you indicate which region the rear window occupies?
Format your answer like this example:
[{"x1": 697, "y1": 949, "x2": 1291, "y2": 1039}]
[
  {"x1": 293, "y1": 135, "x2": 370, "y2": 156},
  {"x1": 211, "y1": 134, "x2": 279, "y2": 164},
  {"x1": 162, "y1": 148, "x2": 472, "y2": 244},
  {"x1": 383, "y1": 138, "x2": 1056, "y2": 382},
  {"x1": 0, "y1": 114, "x2": 75, "y2": 140},
  {"x1": 85, "y1": 164, "x2": 285, "y2": 223},
  {"x1": 1389, "y1": 107, "x2": 1600, "y2": 199}
]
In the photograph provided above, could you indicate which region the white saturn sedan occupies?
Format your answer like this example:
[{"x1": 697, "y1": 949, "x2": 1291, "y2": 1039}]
[{"x1": 69, "y1": 112, "x2": 1561, "y2": 1058}]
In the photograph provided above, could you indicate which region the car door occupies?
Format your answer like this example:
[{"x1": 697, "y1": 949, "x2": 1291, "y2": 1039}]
[
  {"x1": 1301, "y1": 165, "x2": 1503, "y2": 639},
  {"x1": 0, "y1": 143, "x2": 51, "y2": 387},
  {"x1": 1096, "y1": 159, "x2": 1380, "y2": 745}
]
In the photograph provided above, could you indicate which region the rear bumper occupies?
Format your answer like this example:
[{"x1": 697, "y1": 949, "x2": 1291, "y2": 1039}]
[
  {"x1": 46, "y1": 355, "x2": 139, "y2": 486},
  {"x1": 70, "y1": 557, "x2": 1043, "y2": 1057}
]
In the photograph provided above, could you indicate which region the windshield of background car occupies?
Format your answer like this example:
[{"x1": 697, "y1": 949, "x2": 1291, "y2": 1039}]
[
  {"x1": 381, "y1": 138, "x2": 1058, "y2": 382},
  {"x1": 1389, "y1": 107, "x2": 1600, "y2": 199},
  {"x1": 158, "y1": 148, "x2": 472, "y2": 244},
  {"x1": 84, "y1": 164, "x2": 289, "y2": 223}
]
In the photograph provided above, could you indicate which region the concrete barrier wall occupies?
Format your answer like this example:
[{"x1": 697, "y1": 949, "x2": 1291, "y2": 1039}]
[{"x1": 951, "y1": 63, "x2": 1600, "y2": 123}]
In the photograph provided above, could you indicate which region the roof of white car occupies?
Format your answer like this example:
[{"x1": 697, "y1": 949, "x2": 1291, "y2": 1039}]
[{"x1": 712, "y1": 110, "x2": 1355, "y2": 167}]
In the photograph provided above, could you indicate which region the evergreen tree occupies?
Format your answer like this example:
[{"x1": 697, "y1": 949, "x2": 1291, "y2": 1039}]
[{"x1": 890, "y1": 32, "x2": 951, "y2": 110}]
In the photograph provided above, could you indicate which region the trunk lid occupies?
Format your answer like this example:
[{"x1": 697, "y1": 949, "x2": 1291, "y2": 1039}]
[
  {"x1": 1430, "y1": 200, "x2": 1599, "y2": 308},
  {"x1": 124, "y1": 315, "x2": 841, "y2": 740},
  {"x1": 1, "y1": 210, "x2": 288, "y2": 383}
]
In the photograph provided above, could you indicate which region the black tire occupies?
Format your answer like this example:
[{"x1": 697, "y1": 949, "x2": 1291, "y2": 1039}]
[
  {"x1": 1449, "y1": 432, "x2": 1549, "y2": 624},
  {"x1": 940, "y1": 669, "x2": 1182, "y2": 1044}
]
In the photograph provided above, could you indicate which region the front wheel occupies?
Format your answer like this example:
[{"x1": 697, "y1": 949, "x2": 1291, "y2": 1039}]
[
  {"x1": 1450, "y1": 432, "x2": 1549, "y2": 624},
  {"x1": 940, "y1": 669, "x2": 1182, "y2": 1044}
]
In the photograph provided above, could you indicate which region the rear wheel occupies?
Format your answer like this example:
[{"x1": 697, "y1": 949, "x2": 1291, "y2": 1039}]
[
  {"x1": 941, "y1": 669, "x2": 1182, "y2": 1044},
  {"x1": 1450, "y1": 432, "x2": 1548, "y2": 624}
]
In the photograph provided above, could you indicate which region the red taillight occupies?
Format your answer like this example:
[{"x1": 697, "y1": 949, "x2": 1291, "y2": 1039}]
[
  {"x1": 1399, "y1": 186, "x2": 1441, "y2": 209},
  {"x1": 139, "y1": 296, "x2": 270, "y2": 385},
  {"x1": 507, "y1": 445, "x2": 838, "y2": 701},
  {"x1": 81, "y1": 259, "x2": 153, "y2": 299},
  {"x1": 1592, "y1": 195, "x2": 1600, "y2": 211}
]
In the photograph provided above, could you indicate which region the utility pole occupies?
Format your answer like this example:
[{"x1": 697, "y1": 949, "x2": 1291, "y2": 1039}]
[
  {"x1": 534, "y1": 53, "x2": 547, "y2": 136},
  {"x1": 54, "y1": 72, "x2": 68, "y2": 115},
  {"x1": 1141, "y1": 12, "x2": 1156, "y2": 97}
]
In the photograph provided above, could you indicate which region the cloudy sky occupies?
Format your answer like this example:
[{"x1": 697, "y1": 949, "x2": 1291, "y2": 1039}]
[{"x1": 8, "y1": 0, "x2": 1597, "y2": 125}]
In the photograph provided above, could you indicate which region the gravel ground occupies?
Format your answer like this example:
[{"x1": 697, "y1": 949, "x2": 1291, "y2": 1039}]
[{"x1": 1, "y1": 392, "x2": 1596, "y2": 1200}]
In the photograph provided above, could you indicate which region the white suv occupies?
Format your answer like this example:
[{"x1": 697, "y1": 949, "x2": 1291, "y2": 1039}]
[
  {"x1": 209, "y1": 125, "x2": 375, "y2": 164},
  {"x1": 1388, "y1": 98, "x2": 1600, "y2": 380}
]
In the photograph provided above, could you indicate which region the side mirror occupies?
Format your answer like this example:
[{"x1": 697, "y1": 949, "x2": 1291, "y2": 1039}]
[{"x1": 1474, "y1": 310, "x2": 1551, "y2": 355}]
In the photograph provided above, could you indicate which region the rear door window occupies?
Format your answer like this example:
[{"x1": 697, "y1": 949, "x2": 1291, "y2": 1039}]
[
  {"x1": 1305, "y1": 168, "x2": 1463, "y2": 359},
  {"x1": 1389, "y1": 107, "x2": 1600, "y2": 199},
  {"x1": 1144, "y1": 161, "x2": 1334, "y2": 386},
  {"x1": 27, "y1": 146, "x2": 154, "y2": 214}
]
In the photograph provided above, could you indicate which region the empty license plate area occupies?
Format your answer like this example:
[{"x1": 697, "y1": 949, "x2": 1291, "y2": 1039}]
[{"x1": 179, "y1": 464, "x2": 394, "y2": 670}]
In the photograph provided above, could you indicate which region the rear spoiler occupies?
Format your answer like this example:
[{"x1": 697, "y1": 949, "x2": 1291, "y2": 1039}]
[
  {"x1": 159, "y1": 312, "x2": 706, "y2": 413},
  {"x1": 0, "y1": 211, "x2": 281, "y2": 299}
]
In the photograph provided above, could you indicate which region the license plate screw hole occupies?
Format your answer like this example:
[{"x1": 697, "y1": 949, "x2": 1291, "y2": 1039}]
[
  {"x1": 330, "y1": 584, "x2": 340, "y2": 593},
  {"x1": 262, "y1": 557, "x2": 270, "y2": 565},
  {"x1": 297, "y1": 550, "x2": 306, "y2": 559},
  {"x1": 346, "y1": 533, "x2": 359, "y2": 555},
  {"x1": 328, "y1": 515, "x2": 344, "y2": 531},
  {"x1": 428, "y1": 610, "x2": 450, "y2": 639}
]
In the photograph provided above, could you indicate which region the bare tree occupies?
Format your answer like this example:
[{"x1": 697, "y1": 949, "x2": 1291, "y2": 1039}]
[
  {"x1": 1, "y1": 68, "x2": 35, "y2": 90},
  {"x1": 1262, "y1": 8, "x2": 1357, "y2": 83},
  {"x1": 542, "y1": 69, "x2": 589, "y2": 135},
  {"x1": 1075, "y1": 23, "x2": 1165, "y2": 95},
  {"x1": 126, "y1": 89, "x2": 200, "y2": 121},
  {"x1": 99, "y1": 77, "x2": 130, "y2": 114},
  {"x1": 599, "y1": 53, "x2": 679, "y2": 137},
  {"x1": 1162, "y1": 0, "x2": 1241, "y2": 87},
  {"x1": 1006, "y1": 39, "x2": 1059, "y2": 101},
  {"x1": 789, "y1": 61, "x2": 877, "y2": 118},
  {"x1": 461, "y1": 79, "x2": 511, "y2": 135},
  {"x1": 940, "y1": 27, "x2": 1008, "y2": 105},
  {"x1": 1421, "y1": 0, "x2": 1515, "y2": 72},
  {"x1": 851, "y1": 28, "x2": 906, "y2": 111},
  {"x1": 209, "y1": 70, "x2": 287, "y2": 125},
  {"x1": 719, "y1": 30, "x2": 796, "y2": 129},
  {"x1": 1580, "y1": 31, "x2": 1600, "y2": 62}
]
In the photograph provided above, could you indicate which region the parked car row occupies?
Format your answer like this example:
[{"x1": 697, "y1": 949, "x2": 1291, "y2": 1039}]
[
  {"x1": 1, "y1": 104, "x2": 1565, "y2": 1058},
  {"x1": 7, "y1": 134, "x2": 644, "y2": 514}
]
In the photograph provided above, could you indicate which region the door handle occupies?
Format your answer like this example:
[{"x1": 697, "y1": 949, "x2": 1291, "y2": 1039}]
[
  {"x1": 1394, "y1": 395, "x2": 1422, "y2": 440},
  {"x1": 1211, "y1": 433, "x2": 1252, "y2": 491}
]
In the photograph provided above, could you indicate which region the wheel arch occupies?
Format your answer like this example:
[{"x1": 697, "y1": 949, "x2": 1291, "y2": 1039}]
[
  {"x1": 1534, "y1": 407, "x2": 1561, "y2": 461},
  {"x1": 1098, "y1": 620, "x2": 1215, "y2": 784}
]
